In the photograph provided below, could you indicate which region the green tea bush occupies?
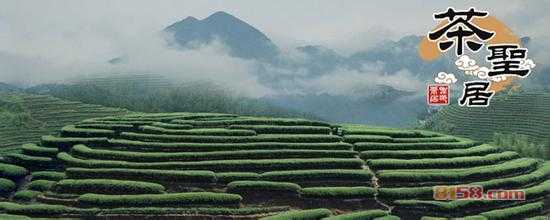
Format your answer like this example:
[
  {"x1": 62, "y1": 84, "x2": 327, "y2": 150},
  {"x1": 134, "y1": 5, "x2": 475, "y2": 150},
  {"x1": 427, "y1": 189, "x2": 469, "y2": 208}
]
[
  {"x1": 150, "y1": 122, "x2": 193, "y2": 129},
  {"x1": 71, "y1": 144, "x2": 357, "y2": 162},
  {"x1": 21, "y1": 143, "x2": 58, "y2": 157},
  {"x1": 140, "y1": 126, "x2": 257, "y2": 136},
  {"x1": 377, "y1": 158, "x2": 539, "y2": 183},
  {"x1": 13, "y1": 190, "x2": 41, "y2": 202},
  {"x1": 394, "y1": 180, "x2": 549, "y2": 212},
  {"x1": 120, "y1": 132, "x2": 342, "y2": 143},
  {"x1": 0, "y1": 202, "x2": 99, "y2": 216},
  {"x1": 343, "y1": 135, "x2": 393, "y2": 144},
  {"x1": 27, "y1": 180, "x2": 56, "y2": 192},
  {"x1": 229, "y1": 125, "x2": 331, "y2": 134},
  {"x1": 0, "y1": 178, "x2": 16, "y2": 196},
  {"x1": 77, "y1": 192, "x2": 242, "y2": 208},
  {"x1": 3, "y1": 153, "x2": 55, "y2": 170},
  {"x1": 58, "y1": 153, "x2": 364, "y2": 172},
  {"x1": 377, "y1": 187, "x2": 434, "y2": 200},
  {"x1": 0, "y1": 214, "x2": 32, "y2": 219},
  {"x1": 215, "y1": 172, "x2": 260, "y2": 184},
  {"x1": 391, "y1": 136, "x2": 457, "y2": 143},
  {"x1": 360, "y1": 145, "x2": 499, "y2": 159},
  {"x1": 41, "y1": 135, "x2": 108, "y2": 150},
  {"x1": 227, "y1": 181, "x2": 301, "y2": 194},
  {"x1": 300, "y1": 187, "x2": 375, "y2": 199},
  {"x1": 66, "y1": 168, "x2": 216, "y2": 184},
  {"x1": 341, "y1": 126, "x2": 422, "y2": 138},
  {"x1": 60, "y1": 125, "x2": 115, "y2": 138},
  {"x1": 100, "y1": 206, "x2": 290, "y2": 216},
  {"x1": 260, "y1": 208, "x2": 332, "y2": 220},
  {"x1": 378, "y1": 162, "x2": 549, "y2": 200},
  {"x1": 492, "y1": 132, "x2": 548, "y2": 160},
  {"x1": 75, "y1": 123, "x2": 135, "y2": 131},
  {"x1": 54, "y1": 179, "x2": 165, "y2": 195},
  {"x1": 0, "y1": 162, "x2": 28, "y2": 180},
  {"x1": 479, "y1": 201, "x2": 544, "y2": 220},
  {"x1": 367, "y1": 151, "x2": 519, "y2": 170},
  {"x1": 354, "y1": 141, "x2": 478, "y2": 151},
  {"x1": 373, "y1": 215, "x2": 401, "y2": 220},
  {"x1": 31, "y1": 171, "x2": 66, "y2": 181},
  {"x1": 260, "y1": 169, "x2": 373, "y2": 182},
  {"x1": 109, "y1": 139, "x2": 353, "y2": 151},
  {"x1": 322, "y1": 209, "x2": 388, "y2": 220},
  {"x1": 172, "y1": 118, "x2": 331, "y2": 127}
]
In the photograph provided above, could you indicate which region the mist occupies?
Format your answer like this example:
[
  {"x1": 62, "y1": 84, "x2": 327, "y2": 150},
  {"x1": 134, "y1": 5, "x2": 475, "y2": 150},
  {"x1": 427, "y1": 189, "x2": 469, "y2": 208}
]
[{"x1": 1, "y1": 0, "x2": 548, "y2": 99}]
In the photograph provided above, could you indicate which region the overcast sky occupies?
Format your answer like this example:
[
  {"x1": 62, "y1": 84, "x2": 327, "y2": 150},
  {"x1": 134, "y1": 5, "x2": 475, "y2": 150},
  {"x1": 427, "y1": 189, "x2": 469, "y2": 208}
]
[
  {"x1": 2, "y1": 0, "x2": 548, "y2": 51},
  {"x1": 0, "y1": 0, "x2": 548, "y2": 93}
]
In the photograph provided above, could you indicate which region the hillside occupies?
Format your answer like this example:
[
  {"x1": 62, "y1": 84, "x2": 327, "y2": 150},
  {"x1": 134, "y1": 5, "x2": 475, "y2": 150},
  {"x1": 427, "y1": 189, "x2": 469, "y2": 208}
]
[
  {"x1": 24, "y1": 74, "x2": 319, "y2": 120},
  {"x1": 0, "y1": 92, "x2": 130, "y2": 152},
  {"x1": 426, "y1": 92, "x2": 549, "y2": 158},
  {"x1": 0, "y1": 112, "x2": 547, "y2": 219}
]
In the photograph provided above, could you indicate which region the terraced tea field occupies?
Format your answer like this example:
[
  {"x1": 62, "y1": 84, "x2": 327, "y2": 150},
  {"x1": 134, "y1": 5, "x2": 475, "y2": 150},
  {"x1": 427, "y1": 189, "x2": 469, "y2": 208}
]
[
  {"x1": 0, "y1": 92, "x2": 130, "y2": 152},
  {"x1": 0, "y1": 113, "x2": 547, "y2": 219},
  {"x1": 430, "y1": 92, "x2": 550, "y2": 144}
]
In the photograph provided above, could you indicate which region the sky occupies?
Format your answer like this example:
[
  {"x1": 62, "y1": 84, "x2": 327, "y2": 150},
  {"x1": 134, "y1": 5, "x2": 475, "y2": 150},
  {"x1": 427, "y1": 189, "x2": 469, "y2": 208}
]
[{"x1": 0, "y1": 0, "x2": 548, "y2": 95}]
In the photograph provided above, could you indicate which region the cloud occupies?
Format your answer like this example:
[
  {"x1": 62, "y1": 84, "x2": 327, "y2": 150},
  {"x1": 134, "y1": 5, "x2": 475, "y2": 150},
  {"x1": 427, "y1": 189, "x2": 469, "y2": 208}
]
[
  {"x1": 0, "y1": 4, "x2": 273, "y2": 97},
  {"x1": 299, "y1": 66, "x2": 424, "y2": 96},
  {"x1": 455, "y1": 55, "x2": 479, "y2": 71},
  {"x1": 0, "y1": 0, "x2": 547, "y2": 98},
  {"x1": 434, "y1": 72, "x2": 457, "y2": 84}
]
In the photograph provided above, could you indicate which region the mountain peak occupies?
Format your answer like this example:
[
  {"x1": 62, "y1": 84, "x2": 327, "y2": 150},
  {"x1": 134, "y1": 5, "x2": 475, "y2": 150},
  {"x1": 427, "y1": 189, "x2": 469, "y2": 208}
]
[
  {"x1": 164, "y1": 11, "x2": 279, "y2": 60},
  {"x1": 182, "y1": 16, "x2": 198, "y2": 22},
  {"x1": 206, "y1": 11, "x2": 235, "y2": 20}
]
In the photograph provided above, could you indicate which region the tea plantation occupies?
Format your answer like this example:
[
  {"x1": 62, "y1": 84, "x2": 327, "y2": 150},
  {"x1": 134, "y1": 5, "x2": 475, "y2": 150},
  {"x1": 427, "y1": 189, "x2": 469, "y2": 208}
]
[
  {"x1": 429, "y1": 92, "x2": 550, "y2": 144},
  {"x1": 0, "y1": 113, "x2": 547, "y2": 219},
  {"x1": 0, "y1": 92, "x2": 130, "y2": 153}
]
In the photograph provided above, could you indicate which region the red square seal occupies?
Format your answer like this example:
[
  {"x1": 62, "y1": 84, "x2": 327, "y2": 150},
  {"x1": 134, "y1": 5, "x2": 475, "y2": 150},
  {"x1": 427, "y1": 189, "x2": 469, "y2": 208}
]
[{"x1": 427, "y1": 84, "x2": 449, "y2": 105}]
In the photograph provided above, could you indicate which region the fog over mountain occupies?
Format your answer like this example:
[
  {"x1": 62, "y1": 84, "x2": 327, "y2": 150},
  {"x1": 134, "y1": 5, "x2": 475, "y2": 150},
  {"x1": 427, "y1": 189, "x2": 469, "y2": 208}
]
[
  {"x1": 2, "y1": 1, "x2": 549, "y2": 126},
  {"x1": 155, "y1": 11, "x2": 456, "y2": 126}
]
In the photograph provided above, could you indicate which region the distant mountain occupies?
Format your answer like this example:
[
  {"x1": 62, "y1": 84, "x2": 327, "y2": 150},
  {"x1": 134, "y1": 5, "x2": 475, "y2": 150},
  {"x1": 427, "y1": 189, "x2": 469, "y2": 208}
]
[
  {"x1": 0, "y1": 82, "x2": 19, "y2": 92},
  {"x1": 347, "y1": 35, "x2": 455, "y2": 80},
  {"x1": 265, "y1": 91, "x2": 425, "y2": 127},
  {"x1": 294, "y1": 45, "x2": 346, "y2": 77},
  {"x1": 105, "y1": 12, "x2": 459, "y2": 127},
  {"x1": 164, "y1": 11, "x2": 279, "y2": 60}
]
